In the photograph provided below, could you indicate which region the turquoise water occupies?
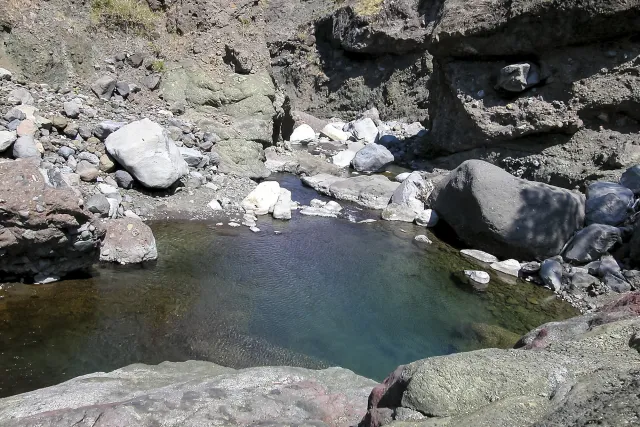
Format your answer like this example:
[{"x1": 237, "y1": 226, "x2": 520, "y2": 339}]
[{"x1": 0, "y1": 175, "x2": 576, "y2": 397}]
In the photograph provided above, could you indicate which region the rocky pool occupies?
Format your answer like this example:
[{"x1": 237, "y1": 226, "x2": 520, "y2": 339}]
[{"x1": 0, "y1": 176, "x2": 577, "y2": 397}]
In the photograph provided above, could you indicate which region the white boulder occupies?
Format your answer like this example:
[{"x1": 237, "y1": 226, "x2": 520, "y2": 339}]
[
  {"x1": 241, "y1": 181, "x2": 281, "y2": 215},
  {"x1": 105, "y1": 119, "x2": 189, "y2": 189}
]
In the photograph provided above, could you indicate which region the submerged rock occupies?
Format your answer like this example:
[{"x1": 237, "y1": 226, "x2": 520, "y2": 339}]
[
  {"x1": 99, "y1": 218, "x2": 158, "y2": 264},
  {"x1": 465, "y1": 270, "x2": 490, "y2": 288}
]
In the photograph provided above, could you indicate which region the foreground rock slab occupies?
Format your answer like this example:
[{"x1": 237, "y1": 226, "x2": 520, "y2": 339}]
[
  {"x1": 429, "y1": 160, "x2": 585, "y2": 260},
  {"x1": 0, "y1": 362, "x2": 376, "y2": 427}
]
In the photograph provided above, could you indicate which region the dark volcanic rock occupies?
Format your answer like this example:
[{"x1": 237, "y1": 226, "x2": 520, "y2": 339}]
[
  {"x1": 430, "y1": 0, "x2": 640, "y2": 57},
  {"x1": 563, "y1": 224, "x2": 622, "y2": 264},
  {"x1": 0, "y1": 362, "x2": 376, "y2": 427},
  {"x1": 0, "y1": 159, "x2": 102, "y2": 281},
  {"x1": 428, "y1": 160, "x2": 585, "y2": 260}
]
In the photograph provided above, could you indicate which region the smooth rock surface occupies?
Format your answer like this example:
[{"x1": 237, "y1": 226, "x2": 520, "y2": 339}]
[
  {"x1": 105, "y1": 119, "x2": 188, "y2": 189},
  {"x1": 289, "y1": 124, "x2": 316, "y2": 143},
  {"x1": 0, "y1": 362, "x2": 375, "y2": 427},
  {"x1": 272, "y1": 188, "x2": 293, "y2": 220},
  {"x1": 585, "y1": 182, "x2": 633, "y2": 226},
  {"x1": 429, "y1": 160, "x2": 585, "y2": 260}
]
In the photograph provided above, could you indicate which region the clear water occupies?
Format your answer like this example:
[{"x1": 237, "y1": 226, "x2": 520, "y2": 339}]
[{"x1": 0, "y1": 175, "x2": 577, "y2": 397}]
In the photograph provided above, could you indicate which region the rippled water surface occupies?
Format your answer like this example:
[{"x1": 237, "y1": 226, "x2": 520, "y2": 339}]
[{"x1": 0, "y1": 175, "x2": 578, "y2": 397}]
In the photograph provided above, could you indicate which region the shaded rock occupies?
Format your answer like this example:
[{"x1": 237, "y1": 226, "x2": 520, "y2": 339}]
[
  {"x1": 272, "y1": 188, "x2": 292, "y2": 220},
  {"x1": 115, "y1": 81, "x2": 130, "y2": 98},
  {"x1": 415, "y1": 209, "x2": 439, "y2": 227},
  {"x1": 12, "y1": 135, "x2": 40, "y2": 159},
  {"x1": 496, "y1": 63, "x2": 539, "y2": 92},
  {"x1": 114, "y1": 170, "x2": 135, "y2": 189},
  {"x1": 0, "y1": 159, "x2": 101, "y2": 280},
  {"x1": 105, "y1": 119, "x2": 188, "y2": 189},
  {"x1": 241, "y1": 181, "x2": 281, "y2": 215},
  {"x1": 99, "y1": 218, "x2": 157, "y2": 264},
  {"x1": 620, "y1": 165, "x2": 640, "y2": 195},
  {"x1": 211, "y1": 139, "x2": 270, "y2": 179},
  {"x1": 0, "y1": 67, "x2": 11, "y2": 80},
  {"x1": 179, "y1": 146, "x2": 205, "y2": 167},
  {"x1": 563, "y1": 224, "x2": 622, "y2": 264},
  {"x1": 126, "y1": 53, "x2": 144, "y2": 68},
  {"x1": 428, "y1": 160, "x2": 585, "y2": 260},
  {"x1": 91, "y1": 75, "x2": 117, "y2": 100},
  {"x1": 540, "y1": 257, "x2": 564, "y2": 292},
  {"x1": 142, "y1": 74, "x2": 161, "y2": 90},
  {"x1": 93, "y1": 120, "x2": 126, "y2": 140},
  {"x1": 4, "y1": 107, "x2": 25, "y2": 122},
  {"x1": 352, "y1": 143, "x2": 394, "y2": 172},
  {"x1": 585, "y1": 182, "x2": 633, "y2": 226},
  {"x1": 289, "y1": 124, "x2": 316, "y2": 143},
  {"x1": 569, "y1": 271, "x2": 600, "y2": 289},
  {"x1": 604, "y1": 273, "x2": 631, "y2": 293}
]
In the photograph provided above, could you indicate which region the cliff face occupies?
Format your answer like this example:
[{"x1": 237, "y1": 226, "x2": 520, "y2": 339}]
[{"x1": 3, "y1": 0, "x2": 639, "y2": 186}]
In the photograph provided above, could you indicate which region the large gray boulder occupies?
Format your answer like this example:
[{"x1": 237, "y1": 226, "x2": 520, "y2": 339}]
[
  {"x1": 352, "y1": 143, "x2": 394, "y2": 172},
  {"x1": 585, "y1": 182, "x2": 633, "y2": 226},
  {"x1": 105, "y1": 119, "x2": 189, "y2": 189},
  {"x1": 381, "y1": 172, "x2": 427, "y2": 222},
  {"x1": 620, "y1": 165, "x2": 640, "y2": 194},
  {"x1": 428, "y1": 160, "x2": 585, "y2": 260},
  {"x1": 563, "y1": 224, "x2": 622, "y2": 264},
  {"x1": 0, "y1": 362, "x2": 375, "y2": 427}
]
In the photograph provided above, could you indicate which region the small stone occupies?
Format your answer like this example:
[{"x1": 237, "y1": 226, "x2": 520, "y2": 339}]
[
  {"x1": 415, "y1": 209, "x2": 439, "y2": 227},
  {"x1": 91, "y1": 75, "x2": 117, "y2": 100},
  {"x1": 63, "y1": 101, "x2": 81, "y2": 118},
  {"x1": 289, "y1": 124, "x2": 316, "y2": 143},
  {"x1": 76, "y1": 160, "x2": 100, "y2": 182},
  {"x1": 465, "y1": 270, "x2": 491, "y2": 287},
  {"x1": 115, "y1": 170, "x2": 134, "y2": 189},
  {"x1": 12, "y1": 135, "x2": 40, "y2": 158},
  {"x1": 99, "y1": 153, "x2": 116, "y2": 172},
  {"x1": 414, "y1": 235, "x2": 432, "y2": 243},
  {"x1": 16, "y1": 119, "x2": 36, "y2": 137},
  {"x1": 208, "y1": 200, "x2": 222, "y2": 211},
  {"x1": 0, "y1": 131, "x2": 17, "y2": 152}
]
